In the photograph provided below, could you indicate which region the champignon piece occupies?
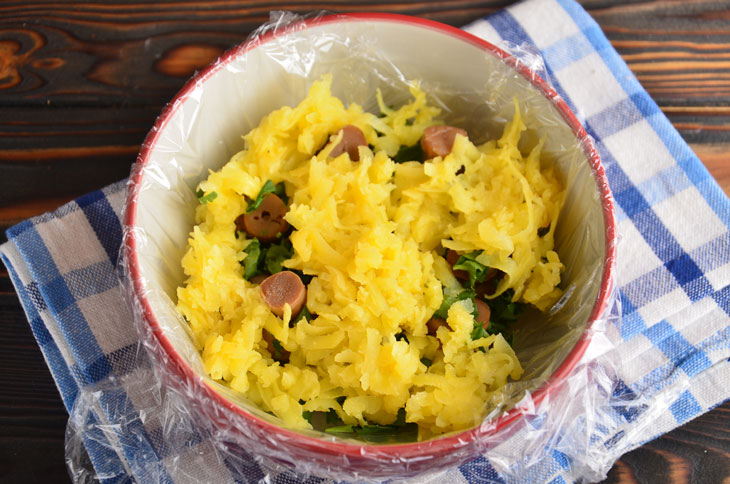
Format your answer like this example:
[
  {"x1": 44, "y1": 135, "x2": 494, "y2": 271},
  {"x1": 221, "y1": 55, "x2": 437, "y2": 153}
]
[
  {"x1": 420, "y1": 125, "x2": 468, "y2": 159},
  {"x1": 237, "y1": 194, "x2": 289, "y2": 242},
  {"x1": 328, "y1": 125, "x2": 367, "y2": 161},
  {"x1": 426, "y1": 317, "x2": 449, "y2": 336},
  {"x1": 262, "y1": 329, "x2": 290, "y2": 364},
  {"x1": 260, "y1": 270, "x2": 306, "y2": 318}
]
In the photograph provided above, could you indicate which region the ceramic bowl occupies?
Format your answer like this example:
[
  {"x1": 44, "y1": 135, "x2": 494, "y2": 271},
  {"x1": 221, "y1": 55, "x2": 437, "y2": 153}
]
[{"x1": 123, "y1": 13, "x2": 616, "y2": 479}]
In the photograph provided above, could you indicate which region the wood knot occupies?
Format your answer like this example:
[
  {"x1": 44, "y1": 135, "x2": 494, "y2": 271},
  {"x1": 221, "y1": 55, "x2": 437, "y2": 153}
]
[
  {"x1": 0, "y1": 29, "x2": 61, "y2": 90},
  {"x1": 154, "y1": 44, "x2": 224, "y2": 78}
]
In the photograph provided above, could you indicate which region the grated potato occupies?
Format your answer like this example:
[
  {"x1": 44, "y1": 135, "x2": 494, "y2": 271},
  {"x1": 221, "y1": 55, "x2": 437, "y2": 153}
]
[{"x1": 176, "y1": 75, "x2": 565, "y2": 438}]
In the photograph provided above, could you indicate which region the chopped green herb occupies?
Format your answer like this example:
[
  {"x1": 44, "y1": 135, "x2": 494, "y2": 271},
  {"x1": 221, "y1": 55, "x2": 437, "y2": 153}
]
[
  {"x1": 325, "y1": 424, "x2": 355, "y2": 434},
  {"x1": 246, "y1": 180, "x2": 286, "y2": 213},
  {"x1": 394, "y1": 332, "x2": 409, "y2": 343},
  {"x1": 317, "y1": 407, "x2": 416, "y2": 442},
  {"x1": 433, "y1": 286, "x2": 475, "y2": 320},
  {"x1": 420, "y1": 357, "x2": 432, "y2": 367},
  {"x1": 196, "y1": 189, "x2": 218, "y2": 205},
  {"x1": 478, "y1": 290, "x2": 524, "y2": 347},
  {"x1": 264, "y1": 238, "x2": 293, "y2": 274},
  {"x1": 392, "y1": 143, "x2": 425, "y2": 163},
  {"x1": 242, "y1": 239, "x2": 262, "y2": 280},
  {"x1": 453, "y1": 251, "x2": 490, "y2": 288},
  {"x1": 271, "y1": 338, "x2": 287, "y2": 361},
  {"x1": 326, "y1": 408, "x2": 342, "y2": 425},
  {"x1": 470, "y1": 320, "x2": 489, "y2": 341},
  {"x1": 489, "y1": 289, "x2": 523, "y2": 324},
  {"x1": 292, "y1": 305, "x2": 312, "y2": 325},
  {"x1": 324, "y1": 418, "x2": 418, "y2": 442},
  {"x1": 302, "y1": 410, "x2": 313, "y2": 423},
  {"x1": 394, "y1": 407, "x2": 407, "y2": 426}
]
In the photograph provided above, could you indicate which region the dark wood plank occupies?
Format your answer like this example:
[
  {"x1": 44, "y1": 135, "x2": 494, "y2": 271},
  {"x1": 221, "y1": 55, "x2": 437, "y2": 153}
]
[
  {"x1": 589, "y1": 0, "x2": 730, "y2": 110},
  {"x1": 602, "y1": 402, "x2": 730, "y2": 484},
  {"x1": 0, "y1": 1, "x2": 505, "y2": 107},
  {"x1": 0, "y1": 292, "x2": 71, "y2": 483},
  {"x1": 691, "y1": 143, "x2": 730, "y2": 196}
]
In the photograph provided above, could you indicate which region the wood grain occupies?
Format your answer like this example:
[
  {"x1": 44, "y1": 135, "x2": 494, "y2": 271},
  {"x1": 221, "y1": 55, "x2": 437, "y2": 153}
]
[
  {"x1": 0, "y1": 1, "x2": 729, "y2": 484},
  {"x1": 691, "y1": 143, "x2": 730, "y2": 196},
  {"x1": 0, "y1": 291, "x2": 71, "y2": 483}
]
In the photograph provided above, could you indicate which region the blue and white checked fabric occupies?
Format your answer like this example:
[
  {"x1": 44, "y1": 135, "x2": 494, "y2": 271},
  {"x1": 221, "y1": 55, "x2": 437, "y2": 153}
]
[{"x1": 3, "y1": 0, "x2": 729, "y2": 482}]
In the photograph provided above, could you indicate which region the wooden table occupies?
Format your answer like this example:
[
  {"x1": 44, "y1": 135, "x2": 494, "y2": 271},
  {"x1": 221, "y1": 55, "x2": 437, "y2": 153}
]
[{"x1": 1, "y1": 1, "x2": 728, "y2": 483}]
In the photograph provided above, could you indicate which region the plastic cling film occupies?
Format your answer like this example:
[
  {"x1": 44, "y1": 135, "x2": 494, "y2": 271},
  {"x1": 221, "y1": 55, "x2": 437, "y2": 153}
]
[{"x1": 58, "y1": 10, "x2": 652, "y2": 484}]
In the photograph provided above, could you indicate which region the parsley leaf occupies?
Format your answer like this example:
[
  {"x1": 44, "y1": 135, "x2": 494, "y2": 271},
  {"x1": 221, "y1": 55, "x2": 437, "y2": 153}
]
[
  {"x1": 324, "y1": 409, "x2": 418, "y2": 443},
  {"x1": 242, "y1": 239, "x2": 262, "y2": 280},
  {"x1": 392, "y1": 143, "x2": 425, "y2": 163},
  {"x1": 317, "y1": 407, "x2": 417, "y2": 442},
  {"x1": 470, "y1": 321, "x2": 488, "y2": 341},
  {"x1": 326, "y1": 408, "x2": 342, "y2": 425},
  {"x1": 196, "y1": 189, "x2": 218, "y2": 205},
  {"x1": 292, "y1": 305, "x2": 312, "y2": 325},
  {"x1": 264, "y1": 238, "x2": 293, "y2": 274},
  {"x1": 271, "y1": 338, "x2": 288, "y2": 362},
  {"x1": 481, "y1": 290, "x2": 524, "y2": 346},
  {"x1": 246, "y1": 180, "x2": 286, "y2": 213},
  {"x1": 325, "y1": 424, "x2": 355, "y2": 434},
  {"x1": 489, "y1": 289, "x2": 523, "y2": 324},
  {"x1": 241, "y1": 235, "x2": 295, "y2": 281},
  {"x1": 420, "y1": 357, "x2": 432, "y2": 367},
  {"x1": 433, "y1": 286, "x2": 476, "y2": 320},
  {"x1": 453, "y1": 251, "x2": 490, "y2": 288},
  {"x1": 394, "y1": 407, "x2": 407, "y2": 426}
]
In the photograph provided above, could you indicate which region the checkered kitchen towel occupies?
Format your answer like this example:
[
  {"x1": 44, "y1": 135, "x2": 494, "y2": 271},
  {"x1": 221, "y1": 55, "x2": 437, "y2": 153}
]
[{"x1": 3, "y1": 0, "x2": 730, "y2": 482}]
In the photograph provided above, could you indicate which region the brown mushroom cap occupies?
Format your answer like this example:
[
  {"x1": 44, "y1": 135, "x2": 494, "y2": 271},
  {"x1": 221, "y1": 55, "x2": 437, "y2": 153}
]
[
  {"x1": 328, "y1": 125, "x2": 367, "y2": 161},
  {"x1": 260, "y1": 271, "x2": 306, "y2": 318},
  {"x1": 421, "y1": 125, "x2": 468, "y2": 159},
  {"x1": 240, "y1": 194, "x2": 289, "y2": 242}
]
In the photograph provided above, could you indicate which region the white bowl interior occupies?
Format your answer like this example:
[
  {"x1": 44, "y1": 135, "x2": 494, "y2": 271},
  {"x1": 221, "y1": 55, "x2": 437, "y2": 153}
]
[{"x1": 130, "y1": 17, "x2": 608, "y2": 429}]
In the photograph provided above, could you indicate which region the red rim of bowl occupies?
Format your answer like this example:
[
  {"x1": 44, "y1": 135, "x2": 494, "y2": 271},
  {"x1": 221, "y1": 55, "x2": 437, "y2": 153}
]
[{"x1": 124, "y1": 12, "x2": 617, "y2": 465}]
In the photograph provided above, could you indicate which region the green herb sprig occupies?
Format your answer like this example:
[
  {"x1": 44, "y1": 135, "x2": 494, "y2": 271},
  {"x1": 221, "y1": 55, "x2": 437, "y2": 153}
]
[
  {"x1": 242, "y1": 239, "x2": 262, "y2": 280},
  {"x1": 453, "y1": 251, "x2": 491, "y2": 288},
  {"x1": 196, "y1": 189, "x2": 218, "y2": 205},
  {"x1": 323, "y1": 408, "x2": 418, "y2": 443},
  {"x1": 246, "y1": 180, "x2": 286, "y2": 213},
  {"x1": 241, "y1": 237, "x2": 294, "y2": 281},
  {"x1": 392, "y1": 143, "x2": 426, "y2": 164},
  {"x1": 433, "y1": 286, "x2": 476, "y2": 320}
]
